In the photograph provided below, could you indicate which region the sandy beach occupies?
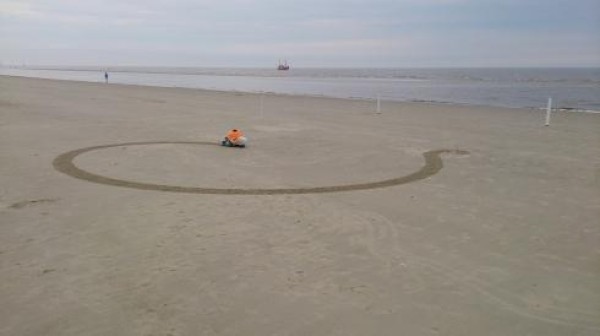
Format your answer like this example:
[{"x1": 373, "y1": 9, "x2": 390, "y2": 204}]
[{"x1": 1, "y1": 75, "x2": 599, "y2": 335}]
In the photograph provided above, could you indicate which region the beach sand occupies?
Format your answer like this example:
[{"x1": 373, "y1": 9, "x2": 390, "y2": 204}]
[{"x1": 1, "y1": 75, "x2": 599, "y2": 335}]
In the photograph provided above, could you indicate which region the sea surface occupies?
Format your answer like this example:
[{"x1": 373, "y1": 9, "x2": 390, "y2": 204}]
[{"x1": 2, "y1": 66, "x2": 599, "y2": 111}]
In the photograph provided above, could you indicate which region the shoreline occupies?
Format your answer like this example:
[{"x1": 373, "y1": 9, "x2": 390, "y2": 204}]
[
  {"x1": 2, "y1": 70, "x2": 598, "y2": 113},
  {"x1": 3, "y1": 74, "x2": 600, "y2": 115},
  {"x1": 0, "y1": 70, "x2": 600, "y2": 114}
]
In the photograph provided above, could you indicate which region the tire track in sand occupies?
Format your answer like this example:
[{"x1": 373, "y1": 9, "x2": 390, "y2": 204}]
[
  {"x1": 358, "y1": 212, "x2": 600, "y2": 331},
  {"x1": 53, "y1": 141, "x2": 468, "y2": 195}
]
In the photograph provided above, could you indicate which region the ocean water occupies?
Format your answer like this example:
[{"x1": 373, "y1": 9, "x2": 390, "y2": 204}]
[{"x1": 2, "y1": 66, "x2": 599, "y2": 111}]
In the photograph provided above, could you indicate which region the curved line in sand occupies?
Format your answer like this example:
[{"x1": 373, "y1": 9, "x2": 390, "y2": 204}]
[{"x1": 53, "y1": 141, "x2": 468, "y2": 195}]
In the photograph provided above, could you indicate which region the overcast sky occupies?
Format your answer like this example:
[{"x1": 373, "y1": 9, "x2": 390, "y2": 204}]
[{"x1": 1, "y1": 0, "x2": 599, "y2": 67}]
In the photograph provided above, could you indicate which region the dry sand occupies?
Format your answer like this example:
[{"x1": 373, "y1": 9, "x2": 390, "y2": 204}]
[{"x1": 1, "y1": 75, "x2": 599, "y2": 335}]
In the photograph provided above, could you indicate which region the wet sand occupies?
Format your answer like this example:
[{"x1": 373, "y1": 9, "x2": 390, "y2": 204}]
[{"x1": 1, "y1": 75, "x2": 599, "y2": 335}]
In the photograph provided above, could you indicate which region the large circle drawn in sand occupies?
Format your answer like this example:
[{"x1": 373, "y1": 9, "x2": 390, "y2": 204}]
[{"x1": 53, "y1": 141, "x2": 467, "y2": 195}]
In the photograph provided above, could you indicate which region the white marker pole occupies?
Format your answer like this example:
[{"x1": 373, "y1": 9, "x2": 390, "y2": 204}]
[
  {"x1": 376, "y1": 94, "x2": 381, "y2": 114},
  {"x1": 545, "y1": 97, "x2": 552, "y2": 126}
]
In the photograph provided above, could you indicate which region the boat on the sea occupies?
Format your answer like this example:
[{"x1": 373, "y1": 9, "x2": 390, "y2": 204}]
[{"x1": 277, "y1": 59, "x2": 290, "y2": 71}]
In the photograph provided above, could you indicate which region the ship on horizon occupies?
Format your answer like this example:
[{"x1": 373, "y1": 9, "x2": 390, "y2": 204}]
[{"x1": 277, "y1": 59, "x2": 290, "y2": 71}]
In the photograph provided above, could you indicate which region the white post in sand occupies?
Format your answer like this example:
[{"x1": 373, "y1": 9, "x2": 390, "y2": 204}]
[
  {"x1": 376, "y1": 94, "x2": 381, "y2": 114},
  {"x1": 545, "y1": 97, "x2": 552, "y2": 126}
]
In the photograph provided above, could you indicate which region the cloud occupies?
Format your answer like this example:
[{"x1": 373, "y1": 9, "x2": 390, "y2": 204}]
[
  {"x1": 1, "y1": 0, "x2": 598, "y2": 66},
  {"x1": 0, "y1": 1, "x2": 40, "y2": 18},
  {"x1": 222, "y1": 38, "x2": 410, "y2": 56}
]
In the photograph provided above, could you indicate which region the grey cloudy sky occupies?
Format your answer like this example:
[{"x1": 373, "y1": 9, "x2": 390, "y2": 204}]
[{"x1": 1, "y1": 0, "x2": 599, "y2": 67}]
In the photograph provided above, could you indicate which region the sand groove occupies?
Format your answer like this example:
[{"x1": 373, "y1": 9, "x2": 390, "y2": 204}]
[{"x1": 52, "y1": 141, "x2": 468, "y2": 195}]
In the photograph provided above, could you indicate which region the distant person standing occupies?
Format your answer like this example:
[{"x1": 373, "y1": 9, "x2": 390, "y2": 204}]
[{"x1": 104, "y1": 71, "x2": 108, "y2": 84}]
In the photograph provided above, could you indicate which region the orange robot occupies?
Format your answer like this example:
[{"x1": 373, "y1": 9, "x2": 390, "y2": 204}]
[{"x1": 221, "y1": 129, "x2": 247, "y2": 147}]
